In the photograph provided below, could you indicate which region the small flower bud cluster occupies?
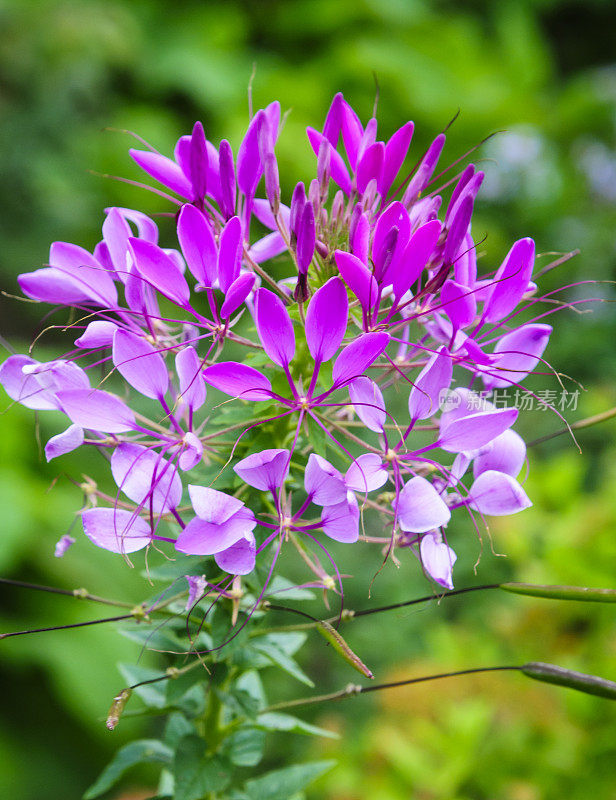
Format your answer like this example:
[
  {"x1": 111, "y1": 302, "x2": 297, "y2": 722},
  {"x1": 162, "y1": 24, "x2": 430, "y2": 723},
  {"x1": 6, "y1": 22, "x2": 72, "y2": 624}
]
[{"x1": 1, "y1": 93, "x2": 562, "y2": 594}]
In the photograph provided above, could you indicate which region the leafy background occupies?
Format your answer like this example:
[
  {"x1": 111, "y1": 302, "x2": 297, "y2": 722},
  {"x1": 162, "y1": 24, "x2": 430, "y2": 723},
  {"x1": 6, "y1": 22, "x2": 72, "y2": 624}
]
[{"x1": 1, "y1": 0, "x2": 616, "y2": 798}]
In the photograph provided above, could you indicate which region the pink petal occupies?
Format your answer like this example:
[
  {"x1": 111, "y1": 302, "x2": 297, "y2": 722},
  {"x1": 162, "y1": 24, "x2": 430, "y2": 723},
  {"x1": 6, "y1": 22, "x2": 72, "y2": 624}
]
[
  {"x1": 45, "y1": 424, "x2": 84, "y2": 462},
  {"x1": 75, "y1": 321, "x2": 118, "y2": 349},
  {"x1": 439, "y1": 407, "x2": 518, "y2": 453},
  {"x1": 112, "y1": 329, "x2": 169, "y2": 400},
  {"x1": 129, "y1": 148, "x2": 193, "y2": 199},
  {"x1": 215, "y1": 533, "x2": 256, "y2": 575},
  {"x1": 321, "y1": 496, "x2": 359, "y2": 543},
  {"x1": 111, "y1": 443, "x2": 182, "y2": 513},
  {"x1": 82, "y1": 508, "x2": 152, "y2": 554},
  {"x1": 440, "y1": 279, "x2": 477, "y2": 329},
  {"x1": 483, "y1": 324, "x2": 552, "y2": 389},
  {"x1": 469, "y1": 470, "x2": 532, "y2": 516},
  {"x1": 420, "y1": 531, "x2": 457, "y2": 590},
  {"x1": 345, "y1": 454, "x2": 388, "y2": 493},
  {"x1": 348, "y1": 376, "x2": 386, "y2": 432},
  {"x1": 177, "y1": 204, "x2": 217, "y2": 288},
  {"x1": 202, "y1": 362, "x2": 272, "y2": 401},
  {"x1": 305, "y1": 454, "x2": 346, "y2": 506},
  {"x1": 332, "y1": 332, "x2": 390, "y2": 387},
  {"x1": 305, "y1": 277, "x2": 348, "y2": 363},
  {"x1": 255, "y1": 288, "x2": 295, "y2": 367},
  {"x1": 176, "y1": 346, "x2": 207, "y2": 413},
  {"x1": 408, "y1": 347, "x2": 453, "y2": 421},
  {"x1": 473, "y1": 429, "x2": 526, "y2": 478},
  {"x1": 220, "y1": 273, "x2": 255, "y2": 318},
  {"x1": 482, "y1": 238, "x2": 535, "y2": 324},
  {"x1": 397, "y1": 476, "x2": 451, "y2": 533},
  {"x1": 129, "y1": 238, "x2": 191, "y2": 307},
  {"x1": 56, "y1": 389, "x2": 136, "y2": 433},
  {"x1": 335, "y1": 251, "x2": 378, "y2": 315},
  {"x1": 234, "y1": 448, "x2": 290, "y2": 491},
  {"x1": 189, "y1": 485, "x2": 245, "y2": 523}
]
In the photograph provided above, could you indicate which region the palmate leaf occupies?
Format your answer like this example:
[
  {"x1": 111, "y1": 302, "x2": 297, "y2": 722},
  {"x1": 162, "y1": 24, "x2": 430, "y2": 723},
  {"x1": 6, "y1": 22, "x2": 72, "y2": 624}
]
[
  {"x1": 250, "y1": 640, "x2": 315, "y2": 687},
  {"x1": 253, "y1": 711, "x2": 339, "y2": 739},
  {"x1": 173, "y1": 735, "x2": 232, "y2": 800},
  {"x1": 83, "y1": 739, "x2": 173, "y2": 799},
  {"x1": 222, "y1": 726, "x2": 267, "y2": 767},
  {"x1": 243, "y1": 760, "x2": 337, "y2": 800}
]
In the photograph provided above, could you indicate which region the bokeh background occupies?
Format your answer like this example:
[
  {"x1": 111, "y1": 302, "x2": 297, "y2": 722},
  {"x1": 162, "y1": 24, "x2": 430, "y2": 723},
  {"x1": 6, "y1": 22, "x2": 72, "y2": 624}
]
[{"x1": 1, "y1": 0, "x2": 616, "y2": 798}]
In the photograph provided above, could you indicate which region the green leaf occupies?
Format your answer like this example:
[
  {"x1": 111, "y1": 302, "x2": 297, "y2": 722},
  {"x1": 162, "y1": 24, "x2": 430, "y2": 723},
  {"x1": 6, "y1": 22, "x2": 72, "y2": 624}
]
[
  {"x1": 164, "y1": 713, "x2": 196, "y2": 748},
  {"x1": 254, "y1": 712, "x2": 339, "y2": 739},
  {"x1": 173, "y1": 735, "x2": 231, "y2": 800},
  {"x1": 143, "y1": 556, "x2": 207, "y2": 582},
  {"x1": 83, "y1": 739, "x2": 173, "y2": 799},
  {"x1": 219, "y1": 687, "x2": 261, "y2": 719},
  {"x1": 251, "y1": 641, "x2": 314, "y2": 687},
  {"x1": 243, "y1": 760, "x2": 336, "y2": 800},
  {"x1": 265, "y1": 576, "x2": 316, "y2": 601},
  {"x1": 118, "y1": 623, "x2": 185, "y2": 653},
  {"x1": 261, "y1": 631, "x2": 307, "y2": 657},
  {"x1": 222, "y1": 727, "x2": 266, "y2": 767},
  {"x1": 166, "y1": 668, "x2": 206, "y2": 705}
]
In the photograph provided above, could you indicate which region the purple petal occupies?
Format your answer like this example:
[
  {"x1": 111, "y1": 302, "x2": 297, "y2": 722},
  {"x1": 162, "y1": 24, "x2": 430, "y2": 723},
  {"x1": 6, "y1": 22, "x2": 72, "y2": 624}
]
[
  {"x1": 112, "y1": 329, "x2": 169, "y2": 400},
  {"x1": 332, "y1": 332, "x2": 390, "y2": 387},
  {"x1": 408, "y1": 347, "x2": 453, "y2": 421},
  {"x1": 420, "y1": 531, "x2": 456, "y2": 590},
  {"x1": 392, "y1": 219, "x2": 441, "y2": 299},
  {"x1": 454, "y1": 232, "x2": 478, "y2": 287},
  {"x1": 185, "y1": 574, "x2": 207, "y2": 610},
  {"x1": 179, "y1": 432, "x2": 203, "y2": 471},
  {"x1": 255, "y1": 288, "x2": 295, "y2": 367},
  {"x1": 75, "y1": 321, "x2": 118, "y2": 349},
  {"x1": 189, "y1": 485, "x2": 245, "y2": 523},
  {"x1": 340, "y1": 99, "x2": 364, "y2": 169},
  {"x1": 1, "y1": 355, "x2": 85, "y2": 410},
  {"x1": 305, "y1": 277, "x2": 348, "y2": 363},
  {"x1": 372, "y1": 201, "x2": 411, "y2": 285},
  {"x1": 248, "y1": 232, "x2": 288, "y2": 264},
  {"x1": 129, "y1": 148, "x2": 193, "y2": 199},
  {"x1": 82, "y1": 508, "x2": 152, "y2": 554},
  {"x1": 305, "y1": 454, "x2": 346, "y2": 506},
  {"x1": 220, "y1": 273, "x2": 255, "y2": 318},
  {"x1": 482, "y1": 238, "x2": 535, "y2": 324},
  {"x1": 234, "y1": 448, "x2": 290, "y2": 491},
  {"x1": 189, "y1": 121, "x2": 208, "y2": 201},
  {"x1": 177, "y1": 204, "x2": 217, "y2": 288},
  {"x1": 356, "y1": 141, "x2": 384, "y2": 194},
  {"x1": 439, "y1": 407, "x2": 518, "y2": 453},
  {"x1": 469, "y1": 470, "x2": 532, "y2": 516},
  {"x1": 56, "y1": 389, "x2": 136, "y2": 433},
  {"x1": 350, "y1": 208, "x2": 370, "y2": 264},
  {"x1": 442, "y1": 195, "x2": 474, "y2": 266},
  {"x1": 296, "y1": 202, "x2": 316, "y2": 273},
  {"x1": 102, "y1": 208, "x2": 132, "y2": 281},
  {"x1": 335, "y1": 251, "x2": 379, "y2": 315},
  {"x1": 214, "y1": 533, "x2": 256, "y2": 575},
  {"x1": 483, "y1": 324, "x2": 552, "y2": 389},
  {"x1": 106, "y1": 207, "x2": 159, "y2": 243},
  {"x1": 129, "y1": 238, "x2": 191, "y2": 307},
  {"x1": 175, "y1": 346, "x2": 207, "y2": 413},
  {"x1": 202, "y1": 362, "x2": 272, "y2": 401},
  {"x1": 345, "y1": 454, "x2": 388, "y2": 493},
  {"x1": 321, "y1": 495, "x2": 359, "y2": 543},
  {"x1": 237, "y1": 109, "x2": 266, "y2": 198},
  {"x1": 306, "y1": 128, "x2": 352, "y2": 195},
  {"x1": 440, "y1": 279, "x2": 477, "y2": 329},
  {"x1": 218, "y1": 139, "x2": 236, "y2": 218},
  {"x1": 322, "y1": 93, "x2": 343, "y2": 146},
  {"x1": 45, "y1": 424, "x2": 84, "y2": 462},
  {"x1": 111, "y1": 443, "x2": 182, "y2": 513},
  {"x1": 381, "y1": 121, "x2": 414, "y2": 197},
  {"x1": 397, "y1": 476, "x2": 451, "y2": 533},
  {"x1": 18, "y1": 268, "x2": 94, "y2": 306},
  {"x1": 49, "y1": 241, "x2": 117, "y2": 307},
  {"x1": 54, "y1": 534, "x2": 76, "y2": 558},
  {"x1": 403, "y1": 133, "x2": 446, "y2": 202},
  {"x1": 348, "y1": 376, "x2": 386, "y2": 432},
  {"x1": 218, "y1": 216, "x2": 243, "y2": 293},
  {"x1": 176, "y1": 507, "x2": 256, "y2": 555},
  {"x1": 473, "y1": 429, "x2": 526, "y2": 478}
]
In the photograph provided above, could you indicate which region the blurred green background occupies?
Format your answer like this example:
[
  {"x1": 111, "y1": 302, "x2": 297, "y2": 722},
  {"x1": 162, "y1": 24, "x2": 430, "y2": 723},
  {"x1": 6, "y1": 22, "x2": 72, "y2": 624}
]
[{"x1": 1, "y1": 0, "x2": 616, "y2": 798}]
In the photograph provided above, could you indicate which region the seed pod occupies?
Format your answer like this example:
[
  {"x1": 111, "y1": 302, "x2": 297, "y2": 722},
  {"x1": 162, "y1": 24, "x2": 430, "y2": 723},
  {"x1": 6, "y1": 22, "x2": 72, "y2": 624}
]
[
  {"x1": 501, "y1": 582, "x2": 616, "y2": 603},
  {"x1": 317, "y1": 620, "x2": 374, "y2": 679},
  {"x1": 106, "y1": 687, "x2": 132, "y2": 731},
  {"x1": 522, "y1": 662, "x2": 616, "y2": 700}
]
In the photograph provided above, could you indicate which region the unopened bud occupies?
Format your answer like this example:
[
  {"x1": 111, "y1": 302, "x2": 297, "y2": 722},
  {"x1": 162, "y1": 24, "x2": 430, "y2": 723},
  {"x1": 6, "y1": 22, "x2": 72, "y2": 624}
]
[{"x1": 106, "y1": 687, "x2": 132, "y2": 731}]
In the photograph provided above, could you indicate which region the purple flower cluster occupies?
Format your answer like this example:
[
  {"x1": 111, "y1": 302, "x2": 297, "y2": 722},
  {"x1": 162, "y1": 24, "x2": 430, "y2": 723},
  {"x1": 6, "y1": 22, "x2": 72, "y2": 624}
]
[{"x1": 1, "y1": 93, "x2": 559, "y2": 593}]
